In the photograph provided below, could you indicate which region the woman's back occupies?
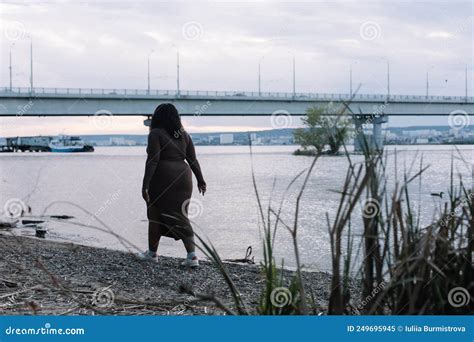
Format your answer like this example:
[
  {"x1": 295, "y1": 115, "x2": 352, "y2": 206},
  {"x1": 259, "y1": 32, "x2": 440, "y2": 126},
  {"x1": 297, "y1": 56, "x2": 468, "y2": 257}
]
[
  {"x1": 141, "y1": 102, "x2": 206, "y2": 265},
  {"x1": 150, "y1": 128, "x2": 188, "y2": 162}
]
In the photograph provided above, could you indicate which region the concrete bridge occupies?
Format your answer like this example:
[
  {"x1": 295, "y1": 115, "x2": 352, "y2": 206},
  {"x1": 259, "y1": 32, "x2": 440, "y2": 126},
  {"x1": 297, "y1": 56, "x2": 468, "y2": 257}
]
[
  {"x1": 1, "y1": 86, "x2": 473, "y2": 151},
  {"x1": 1, "y1": 87, "x2": 473, "y2": 117}
]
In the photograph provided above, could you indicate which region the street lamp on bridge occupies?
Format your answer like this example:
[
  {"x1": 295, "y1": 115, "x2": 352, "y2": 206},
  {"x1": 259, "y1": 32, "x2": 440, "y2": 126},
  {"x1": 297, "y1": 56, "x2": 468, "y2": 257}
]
[
  {"x1": 9, "y1": 43, "x2": 14, "y2": 91},
  {"x1": 147, "y1": 49, "x2": 154, "y2": 95}
]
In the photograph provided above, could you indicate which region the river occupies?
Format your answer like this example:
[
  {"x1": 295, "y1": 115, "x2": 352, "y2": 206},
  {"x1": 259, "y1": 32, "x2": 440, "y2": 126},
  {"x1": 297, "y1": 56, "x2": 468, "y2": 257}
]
[{"x1": 1, "y1": 144, "x2": 472, "y2": 271}]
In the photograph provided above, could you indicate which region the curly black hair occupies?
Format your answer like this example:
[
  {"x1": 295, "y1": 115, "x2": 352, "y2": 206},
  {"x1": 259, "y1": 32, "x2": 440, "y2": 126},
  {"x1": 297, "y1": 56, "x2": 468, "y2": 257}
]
[{"x1": 150, "y1": 103, "x2": 184, "y2": 139}]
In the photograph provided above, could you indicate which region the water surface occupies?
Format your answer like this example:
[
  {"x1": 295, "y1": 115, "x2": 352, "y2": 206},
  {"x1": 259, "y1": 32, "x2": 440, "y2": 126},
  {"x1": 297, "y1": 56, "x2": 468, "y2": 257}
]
[{"x1": 1, "y1": 144, "x2": 472, "y2": 271}]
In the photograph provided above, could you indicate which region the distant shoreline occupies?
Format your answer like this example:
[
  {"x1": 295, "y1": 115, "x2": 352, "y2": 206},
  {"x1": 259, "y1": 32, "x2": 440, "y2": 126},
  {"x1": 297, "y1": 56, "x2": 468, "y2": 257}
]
[
  {"x1": 3, "y1": 124, "x2": 472, "y2": 147},
  {"x1": 74, "y1": 143, "x2": 474, "y2": 147}
]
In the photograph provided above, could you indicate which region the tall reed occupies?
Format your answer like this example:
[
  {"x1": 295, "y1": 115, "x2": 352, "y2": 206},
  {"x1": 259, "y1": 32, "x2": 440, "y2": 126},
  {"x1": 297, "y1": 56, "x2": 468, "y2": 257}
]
[{"x1": 197, "y1": 107, "x2": 472, "y2": 315}]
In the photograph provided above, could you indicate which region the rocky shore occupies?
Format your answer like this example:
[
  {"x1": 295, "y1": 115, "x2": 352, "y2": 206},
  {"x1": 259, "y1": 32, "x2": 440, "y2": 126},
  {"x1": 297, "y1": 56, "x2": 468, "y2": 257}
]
[{"x1": 0, "y1": 234, "x2": 340, "y2": 315}]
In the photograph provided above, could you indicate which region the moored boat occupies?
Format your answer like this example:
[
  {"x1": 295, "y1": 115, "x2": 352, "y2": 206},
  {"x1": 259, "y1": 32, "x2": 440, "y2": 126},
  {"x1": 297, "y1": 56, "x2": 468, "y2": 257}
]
[{"x1": 49, "y1": 135, "x2": 94, "y2": 152}]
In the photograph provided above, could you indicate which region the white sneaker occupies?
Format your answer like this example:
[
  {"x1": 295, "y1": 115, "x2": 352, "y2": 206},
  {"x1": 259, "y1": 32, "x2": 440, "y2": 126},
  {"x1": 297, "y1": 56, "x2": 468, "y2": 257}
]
[
  {"x1": 138, "y1": 250, "x2": 157, "y2": 261},
  {"x1": 181, "y1": 256, "x2": 199, "y2": 268}
]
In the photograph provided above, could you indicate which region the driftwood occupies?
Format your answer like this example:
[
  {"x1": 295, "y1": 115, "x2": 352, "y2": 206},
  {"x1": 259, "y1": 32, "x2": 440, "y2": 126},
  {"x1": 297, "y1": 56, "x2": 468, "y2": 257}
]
[
  {"x1": 0, "y1": 285, "x2": 43, "y2": 300},
  {"x1": 48, "y1": 215, "x2": 74, "y2": 220},
  {"x1": 0, "y1": 219, "x2": 18, "y2": 229},
  {"x1": 224, "y1": 246, "x2": 255, "y2": 264},
  {"x1": 0, "y1": 277, "x2": 18, "y2": 287}
]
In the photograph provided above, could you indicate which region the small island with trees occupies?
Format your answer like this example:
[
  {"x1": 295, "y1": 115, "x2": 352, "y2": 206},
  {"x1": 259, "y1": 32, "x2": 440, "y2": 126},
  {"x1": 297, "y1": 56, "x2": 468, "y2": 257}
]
[{"x1": 293, "y1": 103, "x2": 351, "y2": 156}]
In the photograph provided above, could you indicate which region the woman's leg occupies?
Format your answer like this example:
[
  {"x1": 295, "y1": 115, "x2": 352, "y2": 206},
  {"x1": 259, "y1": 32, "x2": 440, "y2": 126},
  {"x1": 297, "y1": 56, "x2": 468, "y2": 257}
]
[
  {"x1": 182, "y1": 235, "x2": 196, "y2": 254},
  {"x1": 181, "y1": 226, "x2": 198, "y2": 267},
  {"x1": 148, "y1": 221, "x2": 161, "y2": 253}
]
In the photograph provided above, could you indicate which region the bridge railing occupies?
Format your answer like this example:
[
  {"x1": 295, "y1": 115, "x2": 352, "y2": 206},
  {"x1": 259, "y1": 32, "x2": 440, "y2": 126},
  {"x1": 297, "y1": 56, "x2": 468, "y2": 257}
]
[{"x1": 1, "y1": 87, "x2": 472, "y2": 102}]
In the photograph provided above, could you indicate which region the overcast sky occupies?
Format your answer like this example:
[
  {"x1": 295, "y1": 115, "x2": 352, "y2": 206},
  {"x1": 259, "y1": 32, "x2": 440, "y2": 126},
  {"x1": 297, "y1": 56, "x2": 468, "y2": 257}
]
[{"x1": 0, "y1": 0, "x2": 472, "y2": 136}]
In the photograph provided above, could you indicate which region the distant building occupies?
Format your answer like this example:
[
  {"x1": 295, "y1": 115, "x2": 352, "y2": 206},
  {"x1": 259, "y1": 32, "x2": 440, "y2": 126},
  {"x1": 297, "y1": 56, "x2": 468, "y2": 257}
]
[
  {"x1": 271, "y1": 136, "x2": 293, "y2": 145},
  {"x1": 106, "y1": 137, "x2": 137, "y2": 146},
  {"x1": 384, "y1": 131, "x2": 397, "y2": 140},
  {"x1": 402, "y1": 129, "x2": 440, "y2": 138},
  {"x1": 220, "y1": 133, "x2": 234, "y2": 144},
  {"x1": 110, "y1": 137, "x2": 125, "y2": 145}
]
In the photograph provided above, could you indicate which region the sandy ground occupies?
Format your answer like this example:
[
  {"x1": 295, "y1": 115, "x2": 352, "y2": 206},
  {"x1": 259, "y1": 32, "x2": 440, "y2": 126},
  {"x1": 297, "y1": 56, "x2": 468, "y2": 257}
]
[{"x1": 0, "y1": 234, "x2": 346, "y2": 315}]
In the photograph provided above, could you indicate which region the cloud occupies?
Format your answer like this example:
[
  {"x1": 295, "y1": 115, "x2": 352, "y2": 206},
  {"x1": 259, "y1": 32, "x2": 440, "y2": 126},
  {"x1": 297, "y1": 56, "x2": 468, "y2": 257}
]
[
  {"x1": 0, "y1": 0, "x2": 470, "y2": 133},
  {"x1": 143, "y1": 31, "x2": 172, "y2": 44},
  {"x1": 426, "y1": 31, "x2": 454, "y2": 39}
]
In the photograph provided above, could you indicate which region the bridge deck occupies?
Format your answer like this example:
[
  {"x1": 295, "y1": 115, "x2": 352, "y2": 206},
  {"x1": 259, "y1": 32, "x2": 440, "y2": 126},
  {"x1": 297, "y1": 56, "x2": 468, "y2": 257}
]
[
  {"x1": 0, "y1": 87, "x2": 472, "y2": 117},
  {"x1": 1, "y1": 87, "x2": 473, "y2": 104}
]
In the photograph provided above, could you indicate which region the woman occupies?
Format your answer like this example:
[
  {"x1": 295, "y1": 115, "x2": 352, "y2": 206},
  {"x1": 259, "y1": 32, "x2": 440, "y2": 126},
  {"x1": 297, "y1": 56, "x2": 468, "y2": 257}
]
[{"x1": 141, "y1": 103, "x2": 206, "y2": 267}]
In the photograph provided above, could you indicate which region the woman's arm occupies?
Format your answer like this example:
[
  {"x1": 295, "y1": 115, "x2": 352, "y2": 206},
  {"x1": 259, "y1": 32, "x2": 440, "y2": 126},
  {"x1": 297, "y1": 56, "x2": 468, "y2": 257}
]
[
  {"x1": 185, "y1": 134, "x2": 206, "y2": 194},
  {"x1": 142, "y1": 129, "x2": 161, "y2": 201}
]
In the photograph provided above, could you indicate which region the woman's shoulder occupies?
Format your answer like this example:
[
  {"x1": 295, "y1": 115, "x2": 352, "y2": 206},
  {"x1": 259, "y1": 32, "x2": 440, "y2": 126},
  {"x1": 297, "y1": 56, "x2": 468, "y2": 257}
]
[
  {"x1": 148, "y1": 128, "x2": 166, "y2": 144},
  {"x1": 181, "y1": 130, "x2": 192, "y2": 142},
  {"x1": 149, "y1": 127, "x2": 190, "y2": 142},
  {"x1": 181, "y1": 129, "x2": 190, "y2": 137}
]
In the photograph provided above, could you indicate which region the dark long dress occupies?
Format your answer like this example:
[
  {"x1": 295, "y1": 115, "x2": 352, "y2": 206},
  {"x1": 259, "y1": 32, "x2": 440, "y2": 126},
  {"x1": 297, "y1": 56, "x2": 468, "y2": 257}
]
[{"x1": 142, "y1": 128, "x2": 205, "y2": 240}]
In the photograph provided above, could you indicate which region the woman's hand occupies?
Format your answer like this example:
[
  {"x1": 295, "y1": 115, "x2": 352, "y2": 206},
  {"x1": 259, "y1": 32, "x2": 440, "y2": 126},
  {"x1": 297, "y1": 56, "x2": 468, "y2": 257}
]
[
  {"x1": 142, "y1": 188, "x2": 150, "y2": 203},
  {"x1": 198, "y1": 182, "x2": 207, "y2": 196}
]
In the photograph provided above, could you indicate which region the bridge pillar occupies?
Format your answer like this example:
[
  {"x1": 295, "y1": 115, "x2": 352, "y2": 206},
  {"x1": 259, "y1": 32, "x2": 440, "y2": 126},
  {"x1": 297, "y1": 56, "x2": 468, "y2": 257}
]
[
  {"x1": 372, "y1": 115, "x2": 388, "y2": 151},
  {"x1": 353, "y1": 114, "x2": 388, "y2": 153},
  {"x1": 353, "y1": 116, "x2": 366, "y2": 153}
]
